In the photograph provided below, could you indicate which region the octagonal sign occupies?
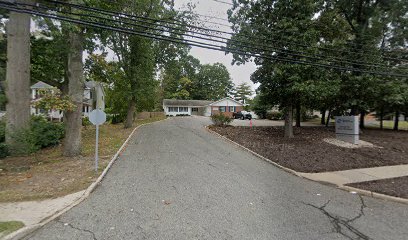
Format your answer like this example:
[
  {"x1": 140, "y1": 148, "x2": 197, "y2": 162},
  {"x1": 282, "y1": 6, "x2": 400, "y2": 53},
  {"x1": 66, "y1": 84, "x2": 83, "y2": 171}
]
[{"x1": 89, "y1": 109, "x2": 106, "y2": 126}]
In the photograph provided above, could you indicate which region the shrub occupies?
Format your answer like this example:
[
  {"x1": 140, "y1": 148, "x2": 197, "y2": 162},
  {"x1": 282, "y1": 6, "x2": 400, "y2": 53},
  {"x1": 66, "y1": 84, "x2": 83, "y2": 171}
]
[
  {"x1": 0, "y1": 142, "x2": 8, "y2": 158},
  {"x1": 0, "y1": 121, "x2": 5, "y2": 142},
  {"x1": 110, "y1": 114, "x2": 125, "y2": 124},
  {"x1": 211, "y1": 114, "x2": 233, "y2": 126},
  {"x1": 30, "y1": 116, "x2": 65, "y2": 149},
  {"x1": 266, "y1": 111, "x2": 283, "y2": 120},
  {"x1": 82, "y1": 116, "x2": 91, "y2": 127},
  {"x1": 8, "y1": 127, "x2": 38, "y2": 155}
]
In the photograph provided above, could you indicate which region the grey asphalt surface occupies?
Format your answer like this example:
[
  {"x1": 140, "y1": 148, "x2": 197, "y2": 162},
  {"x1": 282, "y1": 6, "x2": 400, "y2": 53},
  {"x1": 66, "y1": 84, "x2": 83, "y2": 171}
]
[{"x1": 25, "y1": 117, "x2": 408, "y2": 240}]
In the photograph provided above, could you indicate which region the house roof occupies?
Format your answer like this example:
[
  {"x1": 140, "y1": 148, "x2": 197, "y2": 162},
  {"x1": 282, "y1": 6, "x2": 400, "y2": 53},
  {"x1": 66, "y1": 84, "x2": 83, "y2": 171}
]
[
  {"x1": 31, "y1": 81, "x2": 54, "y2": 89},
  {"x1": 208, "y1": 97, "x2": 244, "y2": 106},
  {"x1": 163, "y1": 99, "x2": 214, "y2": 107}
]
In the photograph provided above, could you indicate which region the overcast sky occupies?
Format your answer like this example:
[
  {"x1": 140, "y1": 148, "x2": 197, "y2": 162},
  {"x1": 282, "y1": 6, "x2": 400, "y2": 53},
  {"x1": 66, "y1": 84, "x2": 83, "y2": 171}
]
[{"x1": 174, "y1": 0, "x2": 258, "y2": 91}]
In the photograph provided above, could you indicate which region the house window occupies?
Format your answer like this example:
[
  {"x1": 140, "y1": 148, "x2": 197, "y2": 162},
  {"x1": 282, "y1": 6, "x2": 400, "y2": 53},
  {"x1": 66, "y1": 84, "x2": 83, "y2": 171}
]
[
  {"x1": 219, "y1": 106, "x2": 226, "y2": 112},
  {"x1": 168, "y1": 107, "x2": 178, "y2": 112},
  {"x1": 179, "y1": 107, "x2": 188, "y2": 112},
  {"x1": 229, "y1": 106, "x2": 236, "y2": 112},
  {"x1": 192, "y1": 108, "x2": 198, "y2": 112}
]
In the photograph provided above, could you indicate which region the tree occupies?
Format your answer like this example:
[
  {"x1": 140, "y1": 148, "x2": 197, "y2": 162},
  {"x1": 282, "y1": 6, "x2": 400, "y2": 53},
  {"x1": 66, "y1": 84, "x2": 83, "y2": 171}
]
[
  {"x1": 95, "y1": 0, "x2": 189, "y2": 128},
  {"x1": 161, "y1": 54, "x2": 200, "y2": 100},
  {"x1": 324, "y1": 0, "x2": 408, "y2": 128},
  {"x1": 32, "y1": 89, "x2": 76, "y2": 121},
  {"x1": 5, "y1": 0, "x2": 33, "y2": 154},
  {"x1": 63, "y1": 23, "x2": 85, "y2": 157},
  {"x1": 228, "y1": 0, "x2": 323, "y2": 137},
  {"x1": 234, "y1": 82, "x2": 252, "y2": 104},
  {"x1": 192, "y1": 63, "x2": 234, "y2": 100}
]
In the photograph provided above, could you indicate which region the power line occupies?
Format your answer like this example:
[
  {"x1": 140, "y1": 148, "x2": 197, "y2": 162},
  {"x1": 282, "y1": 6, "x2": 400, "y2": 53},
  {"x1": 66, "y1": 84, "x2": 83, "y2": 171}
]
[
  {"x1": 0, "y1": 2, "x2": 406, "y2": 78},
  {"x1": 27, "y1": 1, "x2": 406, "y2": 71},
  {"x1": 43, "y1": 0, "x2": 406, "y2": 62},
  {"x1": 33, "y1": 0, "x2": 407, "y2": 70}
]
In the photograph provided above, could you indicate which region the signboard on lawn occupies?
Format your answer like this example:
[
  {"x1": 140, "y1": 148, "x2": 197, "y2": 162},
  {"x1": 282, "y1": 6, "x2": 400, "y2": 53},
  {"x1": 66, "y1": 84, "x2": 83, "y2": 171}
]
[{"x1": 335, "y1": 116, "x2": 359, "y2": 144}]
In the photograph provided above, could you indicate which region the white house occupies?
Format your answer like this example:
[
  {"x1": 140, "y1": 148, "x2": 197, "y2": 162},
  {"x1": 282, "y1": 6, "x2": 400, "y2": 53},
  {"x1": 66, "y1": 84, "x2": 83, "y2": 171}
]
[
  {"x1": 31, "y1": 81, "x2": 105, "y2": 120},
  {"x1": 163, "y1": 97, "x2": 245, "y2": 117}
]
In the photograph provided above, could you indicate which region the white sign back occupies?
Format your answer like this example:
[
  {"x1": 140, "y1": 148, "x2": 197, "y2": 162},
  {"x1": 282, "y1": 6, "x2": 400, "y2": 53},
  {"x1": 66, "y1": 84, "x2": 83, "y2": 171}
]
[
  {"x1": 89, "y1": 109, "x2": 106, "y2": 125},
  {"x1": 335, "y1": 116, "x2": 359, "y2": 144}
]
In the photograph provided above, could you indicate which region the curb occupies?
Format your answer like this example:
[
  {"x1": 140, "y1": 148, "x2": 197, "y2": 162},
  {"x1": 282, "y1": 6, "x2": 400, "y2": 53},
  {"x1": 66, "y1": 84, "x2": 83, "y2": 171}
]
[
  {"x1": 339, "y1": 185, "x2": 408, "y2": 205},
  {"x1": 3, "y1": 118, "x2": 167, "y2": 240},
  {"x1": 206, "y1": 126, "x2": 408, "y2": 205}
]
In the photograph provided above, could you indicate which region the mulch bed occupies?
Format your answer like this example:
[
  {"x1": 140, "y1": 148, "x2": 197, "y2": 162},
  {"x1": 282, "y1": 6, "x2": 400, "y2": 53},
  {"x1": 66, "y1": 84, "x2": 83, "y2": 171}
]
[
  {"x1": 347, "y1": 176, "x2": 408, "y2": 199},
  {"x1": 210, "y1": 126, "x2": 408, "y2": 173}
]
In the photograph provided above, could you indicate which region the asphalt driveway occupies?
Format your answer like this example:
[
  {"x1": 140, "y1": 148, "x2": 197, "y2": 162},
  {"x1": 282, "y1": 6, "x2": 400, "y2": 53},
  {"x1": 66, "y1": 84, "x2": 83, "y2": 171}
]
[{"x1": 25, "y1": 117, "x2": 408, "y2": 240}]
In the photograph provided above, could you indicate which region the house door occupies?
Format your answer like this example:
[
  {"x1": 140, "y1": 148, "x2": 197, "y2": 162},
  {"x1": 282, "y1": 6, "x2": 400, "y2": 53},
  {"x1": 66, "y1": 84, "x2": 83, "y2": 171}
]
[{"x1": 191, "y1": 107, "x2": 199, "y2": 115}]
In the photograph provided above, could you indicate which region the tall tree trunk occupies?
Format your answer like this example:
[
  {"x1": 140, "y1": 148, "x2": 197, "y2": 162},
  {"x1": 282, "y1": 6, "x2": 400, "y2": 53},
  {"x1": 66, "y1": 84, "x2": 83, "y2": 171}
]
[
  {"x1": 284, "y1": 105, "x2": 294, "y2": 138},
  {"x1": 393, "y1": 110, "x2": 399, "y2": 131},
  {"x1": 295, "y1": 101, "x2": 301, "y2": 127},
  {"x1": 63, "y1": 29, "x2": 84, "y2": 157},
  {"x1": 326, "y1": 108, "x2": 332, "y2": 127},
  {"x1": 124, "y1": 99, "x2": 136, "y2": 129},
  {"x1": 350, "y1": 106, "x2": 358, "y2": 116},
  {"x1": 359, "y1": 110, "x2": 365, "y2": 129},
  {"x1": 379, "y1": 108, "x2": 384, "y2": 130},
  {"x1": 320, "y1": 109, "x2": 326, "y2": 125},
  {"x1": 5, "y1": 2, "x2": 32, "y2": 154}
]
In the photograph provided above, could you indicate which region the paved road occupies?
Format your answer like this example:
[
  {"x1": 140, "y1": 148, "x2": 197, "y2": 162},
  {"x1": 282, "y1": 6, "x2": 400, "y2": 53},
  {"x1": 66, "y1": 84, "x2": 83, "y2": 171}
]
[{"x1": 25, "y1": 117, "x2": 408, "y2": 240}]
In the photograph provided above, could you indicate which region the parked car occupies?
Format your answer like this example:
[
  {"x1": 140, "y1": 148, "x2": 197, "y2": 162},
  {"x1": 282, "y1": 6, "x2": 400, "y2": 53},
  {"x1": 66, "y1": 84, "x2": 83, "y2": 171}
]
[{"x1": 233, "y1": 111, "x2": 252, "y2": 120}]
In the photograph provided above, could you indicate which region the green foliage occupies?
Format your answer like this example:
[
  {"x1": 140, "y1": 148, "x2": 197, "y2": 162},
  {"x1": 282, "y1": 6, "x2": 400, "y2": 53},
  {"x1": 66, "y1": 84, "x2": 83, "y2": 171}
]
[
  {"x1": 233, "y1": 82, "x2": 253, "y2": 104},
  {"x1": 193, "y1": 63, "x2": 234, "y2": 100},
  {"x1": 30, "y1": 116, "x2": 65, "y2": 149},
  {"x1": 32, "y1": 88, "x2": 76, "y2": 112},
  {"x1": 0, "y1": 93, "x2": 6, "y2": 111},
  {"x1": 82, "y1": 116, "x2": 91, "y2": 127},
  {"x1": 266, "y1": 111, "x2": 284, "y2": 121},
  {"x1": 211, "y1": 114, "x2": 233, "y2": 126},
  {"x1": 0, "y1": 120, "x2": 5, "y2": 142},
  {"x1": 109, "y1": 114, "x2": 125, "y2": 125},
  {"x1": 228, "y1": 0, "x2": 408, "y2": 132},
  {"x1": 251, "y1": 95, "x2": 272, "y2": 119},
  {"x1": 31, "y1": 34, "x2": 66, "y2": 87},
  {"x1": 0, "y1": 142, "x2": 7, "y2": 158},
  {"x1": 8, "y1": 127, "x2": 38, "y2": 156},
  {"x1": 6, "y1": 116, "x2": 65, "y2": 156}
]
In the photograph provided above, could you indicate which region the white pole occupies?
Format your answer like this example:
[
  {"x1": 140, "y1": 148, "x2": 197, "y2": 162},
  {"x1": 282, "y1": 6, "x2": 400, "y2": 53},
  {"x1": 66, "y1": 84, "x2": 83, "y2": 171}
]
[{"x1": 95, "y1": 124, "x2": 99, "y2": 173}]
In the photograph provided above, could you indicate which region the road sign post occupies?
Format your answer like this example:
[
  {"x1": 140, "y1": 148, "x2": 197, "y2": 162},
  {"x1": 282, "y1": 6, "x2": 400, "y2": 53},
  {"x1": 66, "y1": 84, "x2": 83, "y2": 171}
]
[{"x1": 89, "y1": 109, "x2": 107, "y2": 173}]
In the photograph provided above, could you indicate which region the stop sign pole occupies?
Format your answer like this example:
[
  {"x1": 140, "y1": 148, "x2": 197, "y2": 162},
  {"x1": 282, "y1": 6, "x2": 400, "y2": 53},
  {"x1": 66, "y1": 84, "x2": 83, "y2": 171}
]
[{"x1": 89, "y1": 109, "x2": 107, "y2": 173}]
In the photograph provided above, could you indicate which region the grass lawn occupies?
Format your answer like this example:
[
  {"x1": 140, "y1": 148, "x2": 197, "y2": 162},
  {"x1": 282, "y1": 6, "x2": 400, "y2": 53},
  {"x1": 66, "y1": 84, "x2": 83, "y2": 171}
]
[
  {"x1": 0, "y1": 221, "x2": 24, "y2": 237},
  {"x1": 367, "y1": 120, "x2": 408, "y2": 130},
  {"x1": 0, "y1": 116, "x2": 166, "y2": 202}
]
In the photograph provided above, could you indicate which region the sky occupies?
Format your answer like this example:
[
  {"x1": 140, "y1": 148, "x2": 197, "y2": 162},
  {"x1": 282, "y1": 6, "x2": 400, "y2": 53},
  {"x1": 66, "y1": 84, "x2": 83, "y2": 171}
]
[{"x1": 174, "y1": 0, "x2": 258, "y2": 92}]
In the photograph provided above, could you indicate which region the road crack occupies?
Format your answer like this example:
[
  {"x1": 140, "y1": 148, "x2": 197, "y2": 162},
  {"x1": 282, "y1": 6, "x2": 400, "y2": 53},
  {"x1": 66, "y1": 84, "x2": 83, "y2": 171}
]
[
  {"x1": 56, "y1": 219, "x2": 97, "y2": 240},
  {"x1": 303, "y1": 196, "x2": 371, "y2": 240}
]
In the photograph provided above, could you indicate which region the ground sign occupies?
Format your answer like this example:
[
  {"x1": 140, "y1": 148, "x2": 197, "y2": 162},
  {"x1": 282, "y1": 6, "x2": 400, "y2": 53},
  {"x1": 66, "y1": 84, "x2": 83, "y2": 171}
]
[
  {"x1": 89, "y1": 109, "x2": 107, "y2": 172},
  {"x1": 335, "y1": 116, "x2": 359, "y2": 144}
]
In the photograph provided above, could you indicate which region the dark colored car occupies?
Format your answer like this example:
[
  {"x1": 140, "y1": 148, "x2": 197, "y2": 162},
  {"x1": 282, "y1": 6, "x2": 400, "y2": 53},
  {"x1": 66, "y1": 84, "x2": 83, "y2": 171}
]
[{"x1": 233, "y1": 111, "x2": 252, "y2": 120}]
